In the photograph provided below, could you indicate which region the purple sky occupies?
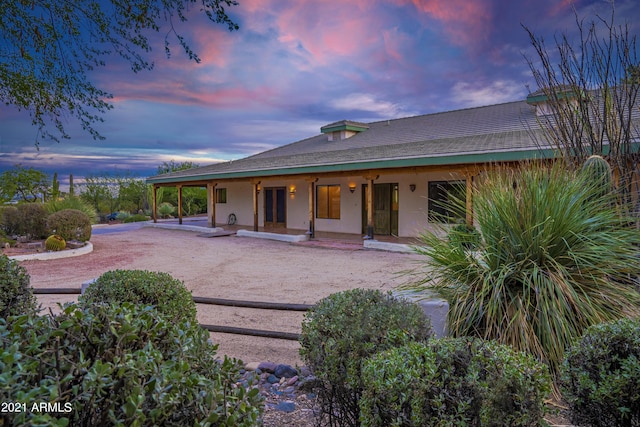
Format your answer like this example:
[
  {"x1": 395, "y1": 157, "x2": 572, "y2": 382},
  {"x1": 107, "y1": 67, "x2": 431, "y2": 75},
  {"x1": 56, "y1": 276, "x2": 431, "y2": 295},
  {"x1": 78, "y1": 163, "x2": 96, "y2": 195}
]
[{"x1": 1, "y1": 0, "x2": 638, "y2": 184}]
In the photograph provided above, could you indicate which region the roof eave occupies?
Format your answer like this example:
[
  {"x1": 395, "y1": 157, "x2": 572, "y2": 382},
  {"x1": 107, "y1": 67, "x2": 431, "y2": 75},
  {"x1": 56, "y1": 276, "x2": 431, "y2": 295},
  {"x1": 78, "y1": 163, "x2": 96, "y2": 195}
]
[{"x1": 146, "y1": 147, "x2": 557, "y2": 184}]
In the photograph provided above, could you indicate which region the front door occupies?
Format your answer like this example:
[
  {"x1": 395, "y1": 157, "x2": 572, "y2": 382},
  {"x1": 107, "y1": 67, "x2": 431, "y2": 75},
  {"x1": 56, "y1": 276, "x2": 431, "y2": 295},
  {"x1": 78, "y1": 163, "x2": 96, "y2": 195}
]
[
  {"x1": 264, "y1": 187, "x2": 286, "y2": 228},
  {"x1": 362, "y1": 183, "x2": 399, "y2": 235}
]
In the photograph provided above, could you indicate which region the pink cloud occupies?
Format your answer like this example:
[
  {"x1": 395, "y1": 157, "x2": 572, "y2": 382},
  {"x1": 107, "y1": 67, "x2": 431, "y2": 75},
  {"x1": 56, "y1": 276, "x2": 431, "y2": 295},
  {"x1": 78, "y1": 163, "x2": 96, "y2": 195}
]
[
  {"x1": 111, "y1": 80, "x2": 277, "y2": 109},
  {"x1": 548, "y1": 0, "x2": 577, "y2": 17},
  {"x1": 249, "y1": 0, "x2": 383, "y2": 66},
  {"x1": 392, "y1": 0, "x2": 493, "y2": 50}
]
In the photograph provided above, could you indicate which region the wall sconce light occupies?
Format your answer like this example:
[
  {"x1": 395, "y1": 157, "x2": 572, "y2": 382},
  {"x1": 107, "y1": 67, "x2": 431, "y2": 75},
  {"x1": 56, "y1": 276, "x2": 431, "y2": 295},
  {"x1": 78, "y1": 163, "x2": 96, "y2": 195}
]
[
  {"x1": 409, "y1": 184, "x2": 416, "y2": 192},
  {"x1": 349, "y1": 183, "x2": 356, "y2": 193},
  {"x1": 289, "y1": 185, "x2": 296, "y2": 195},
  {"x1": 256, "y1": 184, "x2": 261, "y2": 194}
]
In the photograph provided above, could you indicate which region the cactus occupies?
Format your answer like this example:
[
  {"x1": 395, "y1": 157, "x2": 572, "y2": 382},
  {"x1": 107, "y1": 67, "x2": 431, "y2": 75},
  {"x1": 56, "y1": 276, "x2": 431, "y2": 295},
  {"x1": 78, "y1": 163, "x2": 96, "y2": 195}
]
[
  {"x1": 52, "y1": 172, "x2": 60, "y2": 200},
  {"x1": 45, "y1": 235, "x2": 66, "y2": 251},
  {"x1": 581, "y1": 155, "x2": 612, "y2": 200}
]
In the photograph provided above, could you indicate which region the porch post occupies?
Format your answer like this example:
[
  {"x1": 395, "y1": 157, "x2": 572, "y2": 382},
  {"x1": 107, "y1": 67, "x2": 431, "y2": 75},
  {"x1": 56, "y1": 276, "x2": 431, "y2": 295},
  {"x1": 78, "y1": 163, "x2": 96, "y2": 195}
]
[
  {"x1": 152, "y1": 185, "x2": 158, "y2": 223},
  {"x1": 364, "y1": 174, "x2": 378, "y2": 239},
  {"x1": 252, "y1": 180, "x2": 261, "y2": 232},
  {"x1": 207, "y1": 182, "x2": 217, "y2": 228},
  {"x1": 465, "y1": 172, "x2": 474, "y2": 226},
  {"x1": 177, "y1": 185, "x2": 183, "y2": 225},
  {"x1": 306, "y1": 178, "x2": 317, "y2": 238}
]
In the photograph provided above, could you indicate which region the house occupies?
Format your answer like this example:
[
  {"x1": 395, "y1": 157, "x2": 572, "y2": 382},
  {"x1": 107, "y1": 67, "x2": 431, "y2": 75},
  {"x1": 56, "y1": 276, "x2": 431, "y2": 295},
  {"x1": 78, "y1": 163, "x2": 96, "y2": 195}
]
[{"x1": 146, "y1": 98, "x2": 556, "y2": 239}]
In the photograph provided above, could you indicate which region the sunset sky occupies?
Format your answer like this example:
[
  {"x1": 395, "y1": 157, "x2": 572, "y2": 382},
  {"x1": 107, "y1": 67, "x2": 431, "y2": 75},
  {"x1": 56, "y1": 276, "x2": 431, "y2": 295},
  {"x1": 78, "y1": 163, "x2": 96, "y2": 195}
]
[{"x1": 1, "y1": 0, "x2": 638, "y2": 184}]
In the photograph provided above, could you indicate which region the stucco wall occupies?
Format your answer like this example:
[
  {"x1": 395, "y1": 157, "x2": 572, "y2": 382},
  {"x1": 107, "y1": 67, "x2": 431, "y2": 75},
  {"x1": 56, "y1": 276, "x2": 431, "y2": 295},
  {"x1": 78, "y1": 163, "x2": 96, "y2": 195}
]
[{"x1": 207, "y1": 170, "x2": 467, "y2": 237}]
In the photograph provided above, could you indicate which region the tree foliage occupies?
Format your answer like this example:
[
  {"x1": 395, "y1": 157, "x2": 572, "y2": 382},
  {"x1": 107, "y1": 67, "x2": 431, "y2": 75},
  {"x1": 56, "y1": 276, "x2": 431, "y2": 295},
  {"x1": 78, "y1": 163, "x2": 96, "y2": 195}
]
[
  {"x1": 155, "y1": 161, "x2": 206, "y2": 215},
  {"x1": 0, "y1": 0, "x2": 239, "y2": 144},
  {"x1": 79, "y1": 172, "x2": 149, "y2": 216},
  {"x1": 0, "y1": 165, "x2": 50, "y2": 203},
  {"x1": 523, "y1": 4, "x2": 640, "y2": 212},
  {"x1": 156, "y1": 160, "x2": 199, "y2": 175}
]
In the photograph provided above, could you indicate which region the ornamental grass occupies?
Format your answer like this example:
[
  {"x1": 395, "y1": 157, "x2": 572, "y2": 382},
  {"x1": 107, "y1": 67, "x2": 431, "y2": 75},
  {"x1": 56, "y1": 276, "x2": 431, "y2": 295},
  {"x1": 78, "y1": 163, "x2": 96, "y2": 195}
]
[{"x1": 403, "y1": 162, "x2": 640, "y2": 382}]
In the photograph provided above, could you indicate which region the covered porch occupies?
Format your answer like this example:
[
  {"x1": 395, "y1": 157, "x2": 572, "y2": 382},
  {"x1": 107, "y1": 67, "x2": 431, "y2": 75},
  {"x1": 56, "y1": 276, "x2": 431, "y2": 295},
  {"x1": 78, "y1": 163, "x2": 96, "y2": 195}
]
[{"x1": 150, "y1": 164, "x2": 481, "y2": 241}]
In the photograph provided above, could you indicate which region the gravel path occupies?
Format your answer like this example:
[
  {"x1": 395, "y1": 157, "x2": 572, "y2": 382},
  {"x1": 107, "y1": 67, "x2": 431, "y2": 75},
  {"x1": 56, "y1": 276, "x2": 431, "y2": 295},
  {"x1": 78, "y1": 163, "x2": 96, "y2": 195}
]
[{"x1": 18, "y1": 226, "x2": 423, "y2": 366}]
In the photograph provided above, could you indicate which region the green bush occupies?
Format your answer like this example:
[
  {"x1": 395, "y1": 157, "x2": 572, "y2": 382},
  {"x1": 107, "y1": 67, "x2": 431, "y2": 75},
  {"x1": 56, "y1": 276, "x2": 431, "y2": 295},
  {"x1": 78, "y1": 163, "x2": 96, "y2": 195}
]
[
  {"x1": 158, "y1": 202, "x2": 175, "y2": 218},
  {"x1": 405, "y1": 163, "x2": 640, "y2": 380},
  {"x1": 122, "y1": 213, "x2": 150, "y2": 223},
  {"x1": 0, "y1": 230, "x2": 15, "y2": 247},
  {"x1": 17, "y1": 203, "x2": 49, "y2": 239},
  {"x1": 561, "y1": 318, "x2": 640, "y2": 427},
  {"x1": 299, "y1": 289, "x2": 433, "y2": 427},
  {"x1": 0, "y1": 303, "x2": 262, "y2": 426},
  {"x1": 360, "y1": 338, "x2": 551, "y2": 427},
  {"x1": 45, "y1": 196, "x2": 99, "y2": 224},
  {"x1": 448, "y1": 222, "x2": 481, "y2": 250},
  {"x1": 116, "y1": 211, "x2": 131, "y2": 221},
  {"x1": 46, "y1": 209, "x2": 92, "y2": 242},
  {"x1": 80, "y1": 269, "x2": 197, "y2": 324},
  {"x1": 0, "y1": 254, "x2": 38, "y2": 321},
  {"x1": 0, "y1": 206, "x2": 20, "y2": 236}
]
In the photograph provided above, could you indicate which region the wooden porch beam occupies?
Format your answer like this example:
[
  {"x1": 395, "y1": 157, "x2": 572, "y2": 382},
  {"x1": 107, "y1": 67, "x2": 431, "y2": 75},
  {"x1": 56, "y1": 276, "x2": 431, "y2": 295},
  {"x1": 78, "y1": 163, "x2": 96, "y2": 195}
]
[
  {"x1": 177, "y1": 185, "x2": 183, "y2": 225},
  {"x1": 152, "y1": 185, "x2": 158, "y2": 223},
  {"x1": 207, "y1": 182, "x2": 217, "y2": 228},
  {"x1": 465, "y1": 172, "x2": 474, "y2": 226},
  {"x1": 363, "y1": 174, "x2": 378, "y2": 239},
  {"x1": 306, "y1": 178, "x2": 318, "y2": 238},
  {"x1": 148, "y1": 161, "x2": 522, "y2": 188},
  {"x1": 252, "y1": 180, "x2": 261, "y2": 232}
]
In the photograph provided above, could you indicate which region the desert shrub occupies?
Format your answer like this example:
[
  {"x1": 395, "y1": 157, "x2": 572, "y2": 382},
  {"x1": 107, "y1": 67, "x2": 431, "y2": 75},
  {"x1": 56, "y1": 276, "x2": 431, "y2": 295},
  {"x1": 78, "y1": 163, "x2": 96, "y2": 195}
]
[
  {"x1": 122, "y1": 213, "x2": 150, "y2": 223},
  {"x1": 16, "y1": 202, "x2": 49, "y2": 239},
  {"x1": 45, "y1": 196, "x2": 99, "y2": 224},
  {"x1": 80, "y1": 269, "x2": 197, "y2": 324},
  {"x1": 404, "y1": 163, "x2": 640, "y2": 381},
  {"x1": 46, "y1": 208, "x2": 92, "y2": 242},
  {"x1": 360, "y1": 338, "x2": 551, "y2": 427},
  {"x1": 299, "y1": 289, "x2": 433, "y2": 427},
  {"x1": 0, "y1": 302, "x2": 262, "y2": 426},
  {"x1": 0, "y1": 254, "x2": 37, "y2": 320},
  {"x1": 116, "y1": 211, "x2": 131, "y2": 220},
  {"x1": 0, "y1": 206, "x2": 20, "y2": 236},
  {"x1": 158, "y1": 202, "x2": 175, "y2": 218},
  {"x1": 561, "y1": 318, "x2": 640, "y2": 427},
  {"x1": 0, "y1": 230, "x2": 15, "y2": 247},
  {"x1": 447, "y1": 222, "x2": 481, "y2": 250}
]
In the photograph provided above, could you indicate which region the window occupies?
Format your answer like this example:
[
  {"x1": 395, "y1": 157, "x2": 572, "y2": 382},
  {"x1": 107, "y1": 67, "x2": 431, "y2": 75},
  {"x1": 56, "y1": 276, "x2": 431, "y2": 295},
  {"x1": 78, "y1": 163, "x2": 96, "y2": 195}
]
[
  {"x1": 428, "y1": 180, "x2": 466, "y2": 223},
  {"x1": 215, "y1": 188, "x2": 227, "y2": 204},
  {"x1": 317, "y1": 185, "x2": 340, "y2": 219}
]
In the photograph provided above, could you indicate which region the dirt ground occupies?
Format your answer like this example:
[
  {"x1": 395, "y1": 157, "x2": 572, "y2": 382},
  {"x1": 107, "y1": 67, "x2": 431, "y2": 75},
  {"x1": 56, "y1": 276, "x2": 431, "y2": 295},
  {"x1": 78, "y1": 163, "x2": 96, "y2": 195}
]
[{"x1": 17, "y1": 226, "x2": 424, "y2": 367}]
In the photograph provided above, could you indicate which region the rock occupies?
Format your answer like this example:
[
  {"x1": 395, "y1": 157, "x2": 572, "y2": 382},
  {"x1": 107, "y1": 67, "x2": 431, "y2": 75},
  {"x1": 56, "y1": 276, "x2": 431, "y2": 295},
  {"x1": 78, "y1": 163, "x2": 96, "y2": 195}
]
[
  {"x1": 244, "y1": 361, "x2": 261, "y2": 371},
  {"x1": 66, "y1": 240, "x2": 85, "y2": 249},
  {"x1": 267, "y1": 374, "x2": 279, "y2": 384},
  {"x1": 275, "y1": 401, "x2": 296, "y2": 413},
  {"x1": 299, "y1": 366, "x2": 312, "y2": 377},
  {"x1": 258, "y1": 362, "x2": 278, "y2": 373},
  {"x1": 286, "y1": 375, "x2": 299, "y2": 386},
  {"x1": 274, "y1": 364, "x2": 298, "y2": 378}
]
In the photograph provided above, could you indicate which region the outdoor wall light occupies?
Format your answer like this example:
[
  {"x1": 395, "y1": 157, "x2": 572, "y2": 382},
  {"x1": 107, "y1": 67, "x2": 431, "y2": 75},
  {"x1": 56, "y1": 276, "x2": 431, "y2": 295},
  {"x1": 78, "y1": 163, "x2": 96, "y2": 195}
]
[
  {"x1": 409, "y1": 184, "x2": 416, "y2": 192},
  {"x1": 256, "y1": 184, "x2": 261, "y2": 194},
  {"x1": 289, "y1": 185, "x2": 296, "y2": 195},
  {"x1": 349, "y1": 183, "x2": 356, "y2": 193}
]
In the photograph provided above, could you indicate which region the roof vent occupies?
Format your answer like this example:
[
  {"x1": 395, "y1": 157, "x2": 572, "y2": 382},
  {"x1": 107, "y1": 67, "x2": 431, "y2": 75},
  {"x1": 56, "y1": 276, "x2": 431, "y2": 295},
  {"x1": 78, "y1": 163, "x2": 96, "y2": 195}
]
[
  {"x1": 321, "y1": 120, "x2": 369, "y2": 141},
  {"x1": 526, "y1": 86, "x2": 582, "y2": 116}
]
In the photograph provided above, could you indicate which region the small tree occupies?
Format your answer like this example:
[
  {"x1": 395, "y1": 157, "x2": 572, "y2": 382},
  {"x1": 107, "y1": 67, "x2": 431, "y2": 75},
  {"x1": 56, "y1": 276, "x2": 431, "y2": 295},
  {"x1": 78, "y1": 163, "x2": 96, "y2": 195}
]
[
  {"x1": 523, "y1": 4, "x2": 640, "y2": 213},
  {"x1": 0, "y1": 165, "x2": 50, "y2": 203},
  {"x1": 1, "y1": 0, "x2": 239, "y2": 144}
]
